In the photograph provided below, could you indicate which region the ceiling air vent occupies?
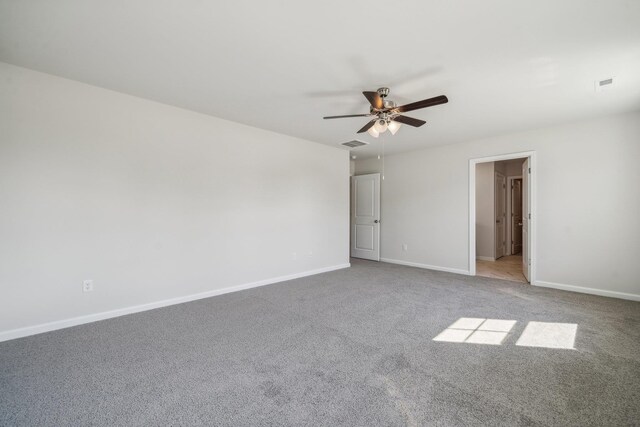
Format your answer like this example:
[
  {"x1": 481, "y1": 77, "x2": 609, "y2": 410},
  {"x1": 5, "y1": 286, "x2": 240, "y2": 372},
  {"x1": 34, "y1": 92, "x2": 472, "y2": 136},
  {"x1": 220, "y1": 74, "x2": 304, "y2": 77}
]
[{"x1": 341, "y1": 139, "x2": 369, "y2": 148}]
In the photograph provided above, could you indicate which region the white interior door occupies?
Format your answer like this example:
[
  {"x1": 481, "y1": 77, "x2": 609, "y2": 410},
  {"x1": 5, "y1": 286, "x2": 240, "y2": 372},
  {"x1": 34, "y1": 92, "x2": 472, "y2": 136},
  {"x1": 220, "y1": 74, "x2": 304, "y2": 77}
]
[
  {"x1": 511, "y1": 179, "x2": 523, "y2": 254},
  {"x1": 495, "y1": 172, "x2": 506, "y2": 259},
  {"x1": 351, "y1": 173, "x2": 380, "y2": 261},
  {"x1": 522, "y1": 159, "x2": 530, "y2": 282}
]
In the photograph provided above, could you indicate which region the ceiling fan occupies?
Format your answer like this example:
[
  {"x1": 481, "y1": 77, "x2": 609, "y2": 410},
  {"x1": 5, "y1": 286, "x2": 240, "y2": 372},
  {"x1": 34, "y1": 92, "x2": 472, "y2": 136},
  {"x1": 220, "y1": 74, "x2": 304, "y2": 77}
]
[{"x1": 323, "y1": 87, "x2": 448, "y2": 137}]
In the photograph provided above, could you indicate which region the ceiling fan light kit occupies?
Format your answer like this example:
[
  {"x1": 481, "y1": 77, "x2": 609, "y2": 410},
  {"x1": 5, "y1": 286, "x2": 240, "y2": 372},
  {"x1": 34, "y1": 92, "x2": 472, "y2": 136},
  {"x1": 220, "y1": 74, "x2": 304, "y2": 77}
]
[
  {"x1": 323, "y1": 87, "x2": 448, "y2": 137},
  {"x1": 373, "y1": 118, "x2": 388, "y2": 134},
  {"x1": 388, "y1": 120, "x2": 401, "y2": 135}
]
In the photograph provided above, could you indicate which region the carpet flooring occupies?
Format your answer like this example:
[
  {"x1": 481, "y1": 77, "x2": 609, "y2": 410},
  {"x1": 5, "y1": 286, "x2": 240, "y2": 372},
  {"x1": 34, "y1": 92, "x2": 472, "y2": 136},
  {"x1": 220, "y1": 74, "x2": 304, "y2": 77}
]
[{"x1": 1, "y1": 259, "x2": 639, "y2": 426}]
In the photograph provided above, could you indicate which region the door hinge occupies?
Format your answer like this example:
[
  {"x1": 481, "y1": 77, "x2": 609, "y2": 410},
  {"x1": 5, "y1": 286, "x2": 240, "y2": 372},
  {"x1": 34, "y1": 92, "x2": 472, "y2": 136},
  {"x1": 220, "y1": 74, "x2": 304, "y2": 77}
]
[
  {"x1": 528, "y1": 213, "x2": 531, "y2": 219},
  {"x1": 528, "y1": 167, "x2": 531, "y2": 174}
]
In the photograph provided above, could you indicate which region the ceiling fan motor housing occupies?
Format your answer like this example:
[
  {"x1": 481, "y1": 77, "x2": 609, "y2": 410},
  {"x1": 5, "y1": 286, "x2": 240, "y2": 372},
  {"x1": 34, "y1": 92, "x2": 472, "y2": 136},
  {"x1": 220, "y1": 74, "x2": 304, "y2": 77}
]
[
  {"x1": 383, "y1": 100, "x2": 396, "y2": 109},
  {"x1": 377, "y1": 87, "x2": 390, "y2": 98}
]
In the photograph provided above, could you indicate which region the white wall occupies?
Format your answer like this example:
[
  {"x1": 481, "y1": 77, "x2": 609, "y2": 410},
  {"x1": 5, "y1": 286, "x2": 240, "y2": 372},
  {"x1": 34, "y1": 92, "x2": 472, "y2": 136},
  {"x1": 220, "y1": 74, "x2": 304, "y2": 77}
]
[
  {"x1": 475, "y1": 162, "x2": 494, "y2": 259},
  {"x1": 0, "y1": 62, "x2": 350, "y2": 338},
  {"x1": 355, "y1": 111, "x2": 640, "y2": 299}
]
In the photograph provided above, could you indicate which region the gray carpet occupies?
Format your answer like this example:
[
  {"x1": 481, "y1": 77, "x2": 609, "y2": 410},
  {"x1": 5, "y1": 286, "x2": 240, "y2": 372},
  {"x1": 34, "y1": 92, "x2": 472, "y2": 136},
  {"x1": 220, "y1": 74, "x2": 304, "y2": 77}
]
[{"x1": 1, "y1": 259, "x2": 639, "y2": 426}]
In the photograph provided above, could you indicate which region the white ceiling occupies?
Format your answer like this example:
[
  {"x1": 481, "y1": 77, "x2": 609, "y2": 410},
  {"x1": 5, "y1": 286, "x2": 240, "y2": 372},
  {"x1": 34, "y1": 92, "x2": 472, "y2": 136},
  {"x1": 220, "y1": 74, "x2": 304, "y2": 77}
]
[{"x1": 1, "y1": 0, "x2": 639, "y2": 158}]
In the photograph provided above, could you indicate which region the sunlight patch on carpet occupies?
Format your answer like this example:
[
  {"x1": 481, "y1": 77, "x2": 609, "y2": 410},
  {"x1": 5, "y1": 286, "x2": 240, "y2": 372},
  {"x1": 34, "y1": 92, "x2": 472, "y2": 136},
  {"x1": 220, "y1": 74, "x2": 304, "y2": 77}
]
[
  {"x1": 515, "y1": 321, "x2": 577, "y2": 349},
  {"x1": 434, "y1": 318, "x2": 577, "y2": 349},
  {"x1": 433, "y1": 318, "x2": 516, "y2": 345}
]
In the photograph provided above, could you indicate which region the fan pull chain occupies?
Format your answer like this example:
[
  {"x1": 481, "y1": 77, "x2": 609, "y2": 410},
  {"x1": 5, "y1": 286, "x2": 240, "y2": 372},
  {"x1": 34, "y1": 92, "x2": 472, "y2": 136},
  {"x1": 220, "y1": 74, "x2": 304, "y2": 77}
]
[
  {"x1": 381, "y1": 133, "x2": 385, "y2": 180},
  {"x1": 382, "y1": 138, "x2": 385, "y2": 180}
]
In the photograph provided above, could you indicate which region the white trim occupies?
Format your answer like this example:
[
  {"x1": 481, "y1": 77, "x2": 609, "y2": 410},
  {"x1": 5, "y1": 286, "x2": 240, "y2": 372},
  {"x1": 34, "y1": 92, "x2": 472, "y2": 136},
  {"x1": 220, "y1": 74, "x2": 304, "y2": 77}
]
[
  {"x1": 534, "y1": 280, "x2": 640, "y2": 302},
  {"x1": 381, "y1": 258, "x2": 470, "y2": 275},
  {"x1": 476, "y1": 256, "x2": 495, "y2": 262},
  {"x1": 469, "y1": 151, "x2": 536, "y2": 283},
  {"x1": 0, "y1": 263, "x2": 351, "y2": 343}
]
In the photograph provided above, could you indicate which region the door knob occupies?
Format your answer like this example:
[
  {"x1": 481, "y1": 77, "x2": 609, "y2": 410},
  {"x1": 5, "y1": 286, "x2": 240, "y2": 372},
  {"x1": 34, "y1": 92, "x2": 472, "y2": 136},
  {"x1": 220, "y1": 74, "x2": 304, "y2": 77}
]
[{"x1": 374, "y1": 220, "x2": 379, "y2": 223}]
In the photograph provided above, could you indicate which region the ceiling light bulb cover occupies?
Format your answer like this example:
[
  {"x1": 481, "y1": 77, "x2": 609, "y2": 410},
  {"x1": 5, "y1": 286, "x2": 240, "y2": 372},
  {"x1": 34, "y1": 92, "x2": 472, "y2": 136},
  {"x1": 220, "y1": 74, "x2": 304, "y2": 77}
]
[
  {"x1": 367, "y1": 126, "x2": 379, "y2": 138},
  {"x1": 374, "y1": 119, "x2": 388, "y2": 133},
  {"x1": 388, "y1": 120, "x2": 401, "y2": 135}
]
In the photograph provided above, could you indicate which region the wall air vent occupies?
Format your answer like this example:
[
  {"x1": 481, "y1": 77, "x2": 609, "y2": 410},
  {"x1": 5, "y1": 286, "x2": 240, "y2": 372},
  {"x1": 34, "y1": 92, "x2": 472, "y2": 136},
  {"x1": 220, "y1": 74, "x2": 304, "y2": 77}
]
[
  {"x1": 341, "y1": 140, "x2": 369, "y2": 148},
  {"x1": 595, "y1": 77, "x2": 614, "y2": 92}
]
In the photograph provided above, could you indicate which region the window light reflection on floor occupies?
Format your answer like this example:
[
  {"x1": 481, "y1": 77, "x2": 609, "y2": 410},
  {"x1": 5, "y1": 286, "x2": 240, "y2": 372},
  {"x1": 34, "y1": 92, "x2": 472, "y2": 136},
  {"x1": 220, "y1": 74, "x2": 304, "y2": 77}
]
[
  {"x1": 433, "y1": 318, "x2": 578, "y2": 349},
  {"x1": 433, "y1": 318, "x2": 516, "y2": 345},
  {"x1": 515, "y1": 321, "x2": 577, "y2": 349}
]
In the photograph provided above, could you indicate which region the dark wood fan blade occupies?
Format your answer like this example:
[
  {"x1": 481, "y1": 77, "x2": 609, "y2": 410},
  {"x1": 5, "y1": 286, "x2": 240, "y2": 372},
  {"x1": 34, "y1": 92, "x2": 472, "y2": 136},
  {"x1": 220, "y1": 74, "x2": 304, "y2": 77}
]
[
  {"x1": 323, "y1": 114, "x2": 371, "y2": 119},
  {"x1": 357, "y1": 119, "x2": 377, "y2": 133},
  {"x1": 392, "y1": 115, "x2": 426, "y2": 127},
  {"x1": 396, "y1": 95, "x2": 448, "y2": 113},
  {"x1": 363, "y1": 91, "x2": 383, "y2": 109}
]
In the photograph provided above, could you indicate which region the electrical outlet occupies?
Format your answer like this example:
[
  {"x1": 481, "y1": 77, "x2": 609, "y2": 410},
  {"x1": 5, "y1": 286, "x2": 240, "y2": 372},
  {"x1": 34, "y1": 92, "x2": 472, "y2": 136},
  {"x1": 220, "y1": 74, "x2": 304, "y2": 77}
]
[
  {"x1": 83, "y1": 280, "x2": 94, "y2": 292},
  {"x1": 402, "y1": 244, "x2": 408, "y2": 251}
]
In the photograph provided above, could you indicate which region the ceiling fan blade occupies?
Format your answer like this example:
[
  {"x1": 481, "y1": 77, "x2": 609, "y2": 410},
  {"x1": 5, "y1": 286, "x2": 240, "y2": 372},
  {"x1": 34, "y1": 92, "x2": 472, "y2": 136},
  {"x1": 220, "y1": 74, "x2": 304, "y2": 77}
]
[
  {"x1": 395, "y1": 95, "x2": 448, "y2": 113},
  {"x1": 357, "y1": 119, "x2": 377, "y2": 133},
  {"x1": 392, "y1": 115, "x2": 426, "y2": 127},
  {"x1": 323, "y1": 114, "x2": 371, "y2": 119},
  {"x1": 363, "y1": 91, "x2": 384, "y2": 109}
]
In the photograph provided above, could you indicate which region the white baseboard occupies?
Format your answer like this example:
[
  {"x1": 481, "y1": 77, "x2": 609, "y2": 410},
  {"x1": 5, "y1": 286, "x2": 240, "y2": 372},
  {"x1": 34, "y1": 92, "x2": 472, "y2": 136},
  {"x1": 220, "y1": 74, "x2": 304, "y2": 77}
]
[
  {"x1": 534, "y1": 280, "x2": 640, "y2": 302},
  {"x1": 0, "y1": 263, "x2": 351, "y2": 343},
  {"x1": 476, "y1": 256, "x2": 495, "y2": 262},
  {"x1": 380, "y1": 258, "x2": 470, "y2": 276}
]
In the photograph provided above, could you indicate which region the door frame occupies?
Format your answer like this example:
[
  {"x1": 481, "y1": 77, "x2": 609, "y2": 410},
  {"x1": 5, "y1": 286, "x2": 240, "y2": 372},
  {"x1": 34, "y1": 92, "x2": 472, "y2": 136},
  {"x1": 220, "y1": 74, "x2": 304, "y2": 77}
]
[
  {"x1": 469, "y1": 151, "x2": 536, "y2": 282},
  {"x1": 506, "y1": 175, "x2": 523, "y2": 256}
]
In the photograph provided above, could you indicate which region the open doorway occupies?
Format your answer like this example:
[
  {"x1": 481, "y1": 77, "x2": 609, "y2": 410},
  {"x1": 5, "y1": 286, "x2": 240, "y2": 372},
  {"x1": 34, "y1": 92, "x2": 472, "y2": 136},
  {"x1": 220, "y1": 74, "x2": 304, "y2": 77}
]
[{"x1": 469, "y1": 152, "x2": 535, "y2": 283}]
